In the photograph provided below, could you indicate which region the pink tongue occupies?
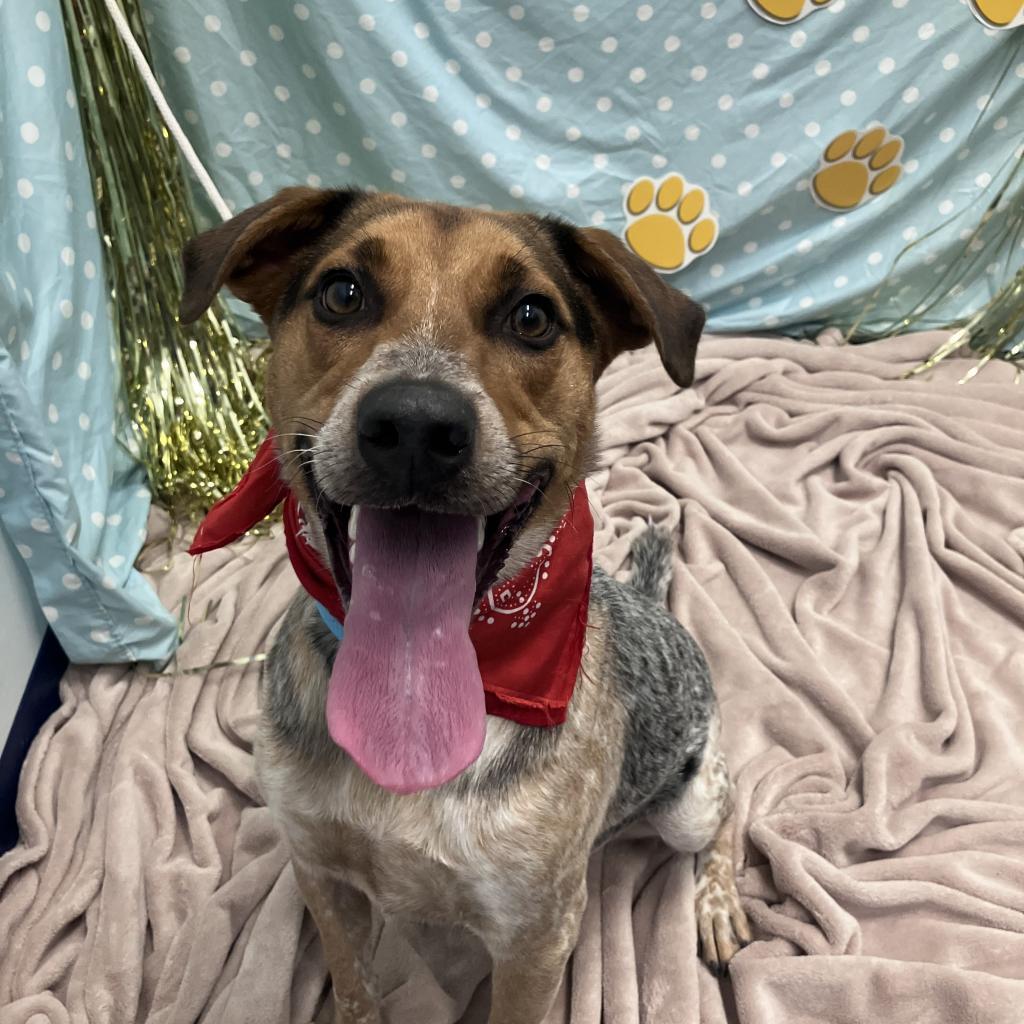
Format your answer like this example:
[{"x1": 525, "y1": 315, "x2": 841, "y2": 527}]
[{"x1": 325, "y1": 507, "x2": 485, "y2": 794}]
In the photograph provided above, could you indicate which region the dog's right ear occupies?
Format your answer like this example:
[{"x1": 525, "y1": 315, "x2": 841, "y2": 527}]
[{"x1": 178, "y1": 186, "x2": 364, "y2": 325}]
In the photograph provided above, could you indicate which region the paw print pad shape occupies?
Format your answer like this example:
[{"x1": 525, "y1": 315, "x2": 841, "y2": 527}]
[
  {"x1": 811, "y1": 127, "x2": 904, "y2": 212},
  {"x1": 968, "y1": 0, "x2": 1023, "y2": 29},
  {"x1": 747, "y1": 0, "x2": 833, "y2": 24},
  {"x1": 623, "y1": 174, "x2": 718, "y2": 273}
]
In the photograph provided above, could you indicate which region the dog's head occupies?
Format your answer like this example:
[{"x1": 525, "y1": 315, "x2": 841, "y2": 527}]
[{"x1": 180, "y1": 187, "x2": 704, "y2": 604}]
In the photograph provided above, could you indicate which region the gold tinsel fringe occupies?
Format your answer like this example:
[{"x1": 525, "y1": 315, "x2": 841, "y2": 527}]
[{"x1": 61, "y1": 0, "x2": 267, "y2": 519}]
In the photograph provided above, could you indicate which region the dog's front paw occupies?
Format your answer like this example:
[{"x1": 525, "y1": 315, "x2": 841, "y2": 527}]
[{"x1": 695, "y1": 853, "x2": 752, "y2": 976}]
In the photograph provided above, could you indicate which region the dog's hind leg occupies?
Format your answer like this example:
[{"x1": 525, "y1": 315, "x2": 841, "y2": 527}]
[{"x1": 648, "y1": 713, "x2": 751, "y2": 975}]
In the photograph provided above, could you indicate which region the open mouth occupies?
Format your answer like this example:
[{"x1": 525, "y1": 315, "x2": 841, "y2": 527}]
[{"x1": 304, "y1": 462, "x2": 554, "y2": 609}]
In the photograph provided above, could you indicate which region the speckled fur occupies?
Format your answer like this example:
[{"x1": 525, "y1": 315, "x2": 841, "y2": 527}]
[{"x1": 258, "y1": 529, "x2": 749, "y2": 1023}]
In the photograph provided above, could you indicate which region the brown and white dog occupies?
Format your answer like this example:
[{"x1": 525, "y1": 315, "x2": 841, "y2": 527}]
[{"x1": 180, "y1": 188, "x2": 750, "y2": 1024}]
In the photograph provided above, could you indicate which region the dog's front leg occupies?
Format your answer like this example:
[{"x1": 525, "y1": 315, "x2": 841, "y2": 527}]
[
  {"x1": 294, "y1": 860, "x2": 380, "y2": 1024},
  {"x1": 485, "y1": 880, "x2": 587, "y2": 1024}
]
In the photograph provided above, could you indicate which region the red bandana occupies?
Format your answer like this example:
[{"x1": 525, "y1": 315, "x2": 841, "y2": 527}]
[{"x1": 189, "y1": 434, "x2": 593, "y2": 727}]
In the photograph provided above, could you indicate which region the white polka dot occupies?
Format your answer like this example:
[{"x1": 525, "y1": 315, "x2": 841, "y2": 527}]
[
  {"x1": 700, "y1": 2, "x2": 716, "y2": 18},
  {"x1": 359, "y1": 13, "x2": 375, "y2": 30},
  {"x1": 269, "y1": 24, "x2": 285, "y2": 41},
  {"x1": 892, "y1": 0, "x2": 908, "y2": 7},
  {"x1": 81, "y1": 311, "x2": 93, "y2": 330},
  {"x1": 601, "y1": 36, "x2": 618, "y2": 53},
  {"x1": 536, "y1": 95, "x2": 552, "y2": 112},
  {"x1": 573, "y1": 4, "x2": 589, "y2": 21},
  {"x1": 956, "y1": 148, "x2": 970, "y2": 162},
  {"x1": 684, "y1": 124, "x2": 700, "y2": 141},
  {"x1": 452, "y1": 118, "x2": 468, "y2": 135},
  {"x1": 904, "y1": 158, "x2": 919, "y2": 173},
  {"x1": 305, "y1": 174, "x2": 321, "y2": 188},
  {"x1": 58, "y1": 299, "x2": 73, "y2": 319},
  {"x1": 450, "y1": 175, "x2": 466, "y2": 188},
  {"x1": 664, "y1": 35, "x2": 681, "y2": 52},
  {"x1": 791, "y1": 29, "x2": 806, "y2": 47},
  {"x1": 591, "y1": 211, "x2": 606, "y2": 226},
  {"x1": 506, "y1": 66, "x2": 522, "y2": 82},
  {"x1": 16, "y1": 542, "x2": 34, "y2": 560},
  {"x1": 444, "y1": 0, "x2": 461, "y2": 9},
  {"x1": 868, "y1": 251, "x2": 884, "y2": 266},
  {"x1": 210, "y1": 80, "x2": 227, "y2": 97},
  {"x1": 215, "y1": 142, "x2": 232, "y2": 157},
  {"x1": 172, "y1": 45, "x2": 191, "y2": 64},
  {"x1": 797, "y1": 239, "x2": 814, "y2": 254},
  {"x1": 709, "y1": 263, "x2": 724, "y2": 278},
  {"x1": 592, "y1": 153, "x2": 608, "y2": 170},
  {"x1": 658, "y1": 96, "x2": 673, "y2": 112},
  {"x1": 509, "y1": 5, "x2": 525, "y2": 19},
  {"x1": 833, "y1": 275, "x2": 849, "y2": 288},
  {"x1": 64, "y1": 140, "x2": 75, "y2": 161},
  {"x1": 630, "y1": 67, "x2": 647, "y2": 83},
  {"x1": 414, "y1": 21, "x2": 429, "y2": 38},
  {"x1": 976, "y1": 172, "x2": 992, "y2": 188},
  {"x1": 481, "y1": 152, "x2": 497, "y2": 168},
  {"x1": 326, "y1": 42, "x2": 343, "y2": 59},
  {"x1": 293, "y1": 3, "x2": 310, "y2": 18},
  {"x1": 737, "y1": 181, "x2": 752, "y2": 197},
  {"x1": 568, "y1": 67, "x2": 584, "y2": 83},
  {"x1": 108, "y1": 554, "x2": 126, "y2": 569},
  {"x1": 938, "y1": 199, "x2": 954, "y2": 215},
  {"x1": 994, "y1": 116, "x2": 1008, "y2": 131},
  {"x1": 939, "y1": 127, "x2": 955, "y2": 144},
  {"x1": 423, "y1": 85, "x2": 439, "y2": 102},
  {"x1": 940, "y1": 52, "x2": 961, "y2": 72},
  {"x1": 90, "y1": 629, "x2": 111, "y2": 644},
  {"x1": 240, "y1": 50, "x2": 257, "y2": 67},
  {"x1": 716, "y1": 94, "x2": 733, "y2": 112},
  {"x1": 917, "y1": 21, "x2": 935, "y2": 41},
  {"x1": 30, "y1": 516, "x2": 50, "y2": 533},
  {"x1": 566, "y1": 183, "x2": 580, "y2": 198},
  {"x1": 42, "y1": 605, "x2": 59, "y2": 623},
  {"x1": 243, "y1": 111, "x2": 261, "y2": 127},
  {"x1": 419, "y1": 143, "x2": 435, "y2": 159},
  {"x1": 743, "y1": 241, "x2": 758, "y2": 254},
  {"x1": 752, "y1": 62, "x2": 770, "y2": 80},
  {"x1": 724, "y1": 33, "x2": 742, "y2": 50},
  {"x1": 390, "y1": 111, "x2": 407, "y2": 128},
  {"x1": 391, "y1": 50, "x2": 408, "y2": 68},
  {"x1": 799, "y1": 297, "x2": 814, "y2": 310},
  {"x1": 652, "y1": 154, "x2": 668, "y2": 169},
  {"x1": 777, "y1": 220, "x2": 792, "y2": 232},
  {"x1": 565, "y1": 126, "x2": 582, "y2": 141},
  {"x1": 204, "y1": 14, "x2": 221, "y2": 31},
  {"x1": 476, "y1": 30, "x2": 492, "y2": 47},
  {"x1": 596, "y1": 96, "x2": 612, "y2": 112},
  {"x1": 902, "y1": 86, "x2": 920, "y2": 104},
  {"x1": 535, "y1": 154, "x2": 551, "y2": 170},
  {"x1": 902, "y1": 226, "x2": 918, "y2": 242},
  {"x1": 690, "y1": 65, "x2": 707, "y2": 82},
  {"x1": 17, "y1": 178, "x2": 34, "y2": 198},
  {"x1": 510, "y1": 184, "x2": 525, "y2": 198},
  {"x1": 815, "y1": 59, "x2": 831, "y2": 77},
  {"x1": 35, "y1": 11, "x2": 51, "y2": 30},
  {"x1": 274, "y1": 85, "x2": 290, "y2": 102},
  {"x1": 840, "y1": 90, "x2": 858, "y2": 107},
  {"x1": 976, "y1": 94, "x2": 991, "y2": 111},
  {"x1": 90, "y1": 511, "x2": 104, "y2": 527},
  {"x1": 625, "y1": 125, "x2": 641, "y2": 142},
  {"x1": 248, "y1": 170, "x2": 263, "y2": 186},
  {"x1": 78, "y1": 412, "x2": 90, "y2": 430},
  {"x1": 779, "y1": 92, "x2": 794, "y2": 109},
  {"x1": 852, "y1": 25, "x2": 870, "y2": 43},
  {"x1": 27, "y1": 65, "x2": 46, "y2": 87},
  {"x1": 879, "y1": 57, "x2": 895, "y2": 75},
  {"x1": 711, "y1": 153, "x2": 726, "y2": 169},
  {"x1": 5, "y1": 451, "x2": 22, "y2": 465},
  {"x1": 20, "y1": 122, "x2": 40, "y2": 144},
  {"x1": 805, "y1": 121, "x2": 821, "y2": 138},
  {"x1": 637, "y1": 3, "x2": 654, "y2": 19},
  {"x1": 184, "y1": 110, "x2": 199, "y2": 124}
]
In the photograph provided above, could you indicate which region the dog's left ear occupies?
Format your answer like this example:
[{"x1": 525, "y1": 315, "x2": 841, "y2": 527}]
[
  {"x1": 178, "y1": 186, "x2": 363, "y2": 325},
  {"x1": 556, "y1": 225, "x2": 706, "y2": 388}
]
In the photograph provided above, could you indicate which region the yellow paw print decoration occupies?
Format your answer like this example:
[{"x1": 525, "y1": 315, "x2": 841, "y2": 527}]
[
  {"x1": 968, "y1": 0, "x2": 1023, "y2": 29},
  {"x1": 623, "y1": 174, "x2": 718, "y2": 274},
  {"x1": 811, "y1": 127, "x2": 904, "y2": 213},
  {"x1": 747, "y1": 0, "x2": 833, "y2": 24}
]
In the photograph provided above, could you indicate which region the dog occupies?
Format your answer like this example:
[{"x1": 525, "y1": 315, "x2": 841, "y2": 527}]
[{"x1": 180, "y1": 187, "x2": 750, "y2": 1024}]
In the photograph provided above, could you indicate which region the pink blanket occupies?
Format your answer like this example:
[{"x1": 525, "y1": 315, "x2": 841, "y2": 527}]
[{"x1": 2, "y1": 333, "x2": 1023, "y2": 1024}]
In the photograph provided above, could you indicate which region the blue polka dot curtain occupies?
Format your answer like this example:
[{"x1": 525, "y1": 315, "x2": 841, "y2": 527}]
[{"x1": 1, "y1": 0, "x2": 1022, "y2": 663}]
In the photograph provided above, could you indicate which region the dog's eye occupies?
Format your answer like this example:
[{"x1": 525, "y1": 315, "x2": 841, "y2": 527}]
[
  {"x1": 319, "y1": 274, "x2": 364, "y2": 316},
  {"x1": 509, "y1": 296, "x2": 555, "y2": 348}
]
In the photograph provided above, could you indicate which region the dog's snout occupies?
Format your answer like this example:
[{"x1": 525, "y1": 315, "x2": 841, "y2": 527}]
[{"x1": 357, "y1": 380, "x2": 476, "y2": 490}]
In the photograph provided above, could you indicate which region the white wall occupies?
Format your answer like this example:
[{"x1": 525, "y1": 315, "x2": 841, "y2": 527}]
[{"x1": 0, "y1": 518, "x2": 47, "y2": 745}]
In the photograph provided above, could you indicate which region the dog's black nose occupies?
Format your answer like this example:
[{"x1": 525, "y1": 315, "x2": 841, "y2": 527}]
[{"x1": 357, "y1": 380, "x2": 476, "y2": 491}]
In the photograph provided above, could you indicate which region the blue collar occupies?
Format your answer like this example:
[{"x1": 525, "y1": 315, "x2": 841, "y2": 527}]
[{"x1": 316, "y1": 601, "x2": 345, "y2": 640}]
